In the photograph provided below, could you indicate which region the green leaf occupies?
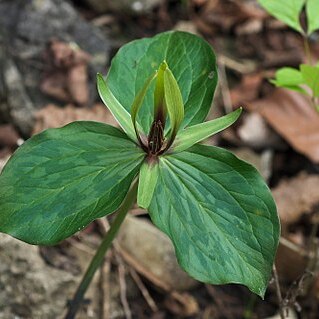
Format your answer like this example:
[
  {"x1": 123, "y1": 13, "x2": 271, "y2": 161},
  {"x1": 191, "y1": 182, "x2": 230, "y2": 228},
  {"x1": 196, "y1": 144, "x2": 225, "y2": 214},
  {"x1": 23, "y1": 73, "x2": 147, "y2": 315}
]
[
  {"x1": 306, "y1": 0, "x2": 319, "y2": 34},
  {"x1": 271, "y1": 67, "x2": 307, "y2": 94},
  {"x1": 106, "y1": 31, "x2": 218, "y2": 134},
  {"x1": 97, "y1": 73, "x2": 138, "y2": 141},
  {"x1": 0, "y1": 122, "x2": 144, "y2": 245},
  {"x1": 271, "y1": 67, "x2": 303, "y2": 85},
  {"x1": 172, "y1": 108, "x2": 242, "y2": 153},
  {"x1": 148, "y1": 145, "x2": 280, "y2": 297},
  {"x1": 258, "y1": 0, "x2": 305, "y2": 33},
  {"x1": 164, "y1": 64, "x2": 185, "y2": 140},
  {"x1": 137, "y1": 160, "x2": 159, "y2": 209},
  {"x1": 300, "y1": 64, "x2": 319, "y2": 97}
]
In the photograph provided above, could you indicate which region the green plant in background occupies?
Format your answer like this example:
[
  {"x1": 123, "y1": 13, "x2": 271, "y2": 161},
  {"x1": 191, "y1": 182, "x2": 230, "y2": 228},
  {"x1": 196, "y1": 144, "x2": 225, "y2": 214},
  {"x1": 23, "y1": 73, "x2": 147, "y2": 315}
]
[
  {"x1": 0, "y1": 31, "x2": 280, "y2": 318},
  {"x1": 258, "y1": 0, "x2": 319, "y2": 111}
]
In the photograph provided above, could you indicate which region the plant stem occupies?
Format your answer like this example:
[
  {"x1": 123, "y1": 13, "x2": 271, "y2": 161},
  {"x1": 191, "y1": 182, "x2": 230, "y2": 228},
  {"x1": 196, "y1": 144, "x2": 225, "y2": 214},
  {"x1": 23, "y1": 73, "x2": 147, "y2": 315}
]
[
  {"x1": 303, "y1": 36, "x2": 312, "y2": 65},
  {"x1": 272, "y1": 264, "x2": 285, "y2": 319},
  {"x1": 64, "y1": 181, "x2": 138, "y2": 319}
]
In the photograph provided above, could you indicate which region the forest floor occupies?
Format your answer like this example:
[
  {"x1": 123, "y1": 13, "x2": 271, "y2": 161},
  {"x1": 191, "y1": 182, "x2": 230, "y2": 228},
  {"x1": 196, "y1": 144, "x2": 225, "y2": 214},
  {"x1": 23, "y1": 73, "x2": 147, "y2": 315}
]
[{"x1": 0, "y1": 0, "x2": 319, "y2": 318}]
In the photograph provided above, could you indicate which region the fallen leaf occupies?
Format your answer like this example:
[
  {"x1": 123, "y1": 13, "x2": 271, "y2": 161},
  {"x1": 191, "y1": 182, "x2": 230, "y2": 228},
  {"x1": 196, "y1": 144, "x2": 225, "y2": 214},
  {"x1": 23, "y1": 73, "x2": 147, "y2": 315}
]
[
  {"x1": 191, "y1": 0, "x2": 266, "y2": 35},
  {"x1": 272, "y1": 172, "x2": 319, "y2": 225},
  {"x1": 230, "y1": 73, "x2": 263, "y2": 106},
  {"x1": 41, "y1": 40, "x2": 91, "y2": 106},
  {"x1": 248, "y1": 89, "x2": 319, "y2": 163},
  {"x1": 117, "y1": 215, "x2": 198, "y2": 291},
  {"x1": 32, "y1": 104, "x2": 118, "y2": 134},
  {"x1": 0, "y1": 125, "x2": 21, "y2": 148}
]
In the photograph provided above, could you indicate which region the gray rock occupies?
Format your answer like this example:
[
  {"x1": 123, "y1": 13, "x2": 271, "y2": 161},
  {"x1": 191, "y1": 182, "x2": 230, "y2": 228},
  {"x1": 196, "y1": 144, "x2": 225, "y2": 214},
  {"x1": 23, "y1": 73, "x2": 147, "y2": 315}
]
[
  {"x1": 238, "y1": 112, "x2": 285, "y2": 150},
  {"x1": 0, "y1": 0, "x2": 111, "y2": 135},
  {"x1": 1, "y1": 58, "x2": 35, "y2": 136},
  {"x1": 0, "y1": 233, "x2": 77, "y2": 319},
  {"x1": 84, "y1": 0, "x2": 163, "y2": 14}
]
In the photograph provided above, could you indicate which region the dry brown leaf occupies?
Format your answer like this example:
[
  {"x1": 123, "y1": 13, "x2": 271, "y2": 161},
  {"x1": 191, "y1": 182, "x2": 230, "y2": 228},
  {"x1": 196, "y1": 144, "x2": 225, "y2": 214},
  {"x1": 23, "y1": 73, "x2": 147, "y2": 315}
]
[
  {"x1": 41, "y1": 40, "x2": 91, "y2": 106},
  {"x1": 191, "y1": 0, "x2": 266, "y2": 35},
  {"x1": 32, "y1": 103, "x2": 118, "y2": 134},
  {"x1": 248, "y1": 89, "x2": 319, "y2": 163},
  {"x1": 230, "y1": 73, "x2": 263, "y2": 107},
  {"x1": 117, "y1": 215, "x2": 198, "y2": 292},
  {"x1": 0, "y1": 125, "x2": 21, "y2": 148},
  {"x1": 276, "y1": 237, "x2": 308, "y2": 281},
  {"x1": 272, "y1": 172, "x2": 319, "y2": 225}
]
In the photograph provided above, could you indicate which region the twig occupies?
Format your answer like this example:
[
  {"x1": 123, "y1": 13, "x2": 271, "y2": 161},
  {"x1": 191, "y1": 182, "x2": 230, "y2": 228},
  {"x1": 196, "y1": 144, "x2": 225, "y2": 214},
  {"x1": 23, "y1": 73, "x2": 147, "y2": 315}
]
[
  {"x1": 279, "y1": 237, "x2": 308, "y2": 258},
  {"x1": 218, "y1": 62, "x2": 233, "y2": 114},
  {"x1": 66, "y1": 238, "x2": 95, "y2": 256},
  {"x1": 219, "y1": 55, "x2": 256, "y2": 74},
  {"x1": 116, "y1": 254, "x2": 132, "y2": 319},
  {"x1": 272, "y1": 264, "x2": 286, "y2": 319},
  {"x1": 303, "y1": 36, "x2": 312, "y2": 65},
  {"x1": 98, "y1": 254, "x2": 111, "y2": 319},
  {"x1": 129, "y1": 267, "x2": 159, "y2": 313}
]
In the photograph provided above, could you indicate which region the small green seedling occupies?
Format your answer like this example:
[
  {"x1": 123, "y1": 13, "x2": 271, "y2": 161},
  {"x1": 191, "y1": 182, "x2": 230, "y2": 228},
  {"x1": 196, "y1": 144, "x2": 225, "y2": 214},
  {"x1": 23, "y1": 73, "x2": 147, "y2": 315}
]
[
  {"x1": 258, "y1": 0, "x2": 319, "y2": 111},
  {"x1": 0, "y1": 31, "x2": 279, "y2": 317}
]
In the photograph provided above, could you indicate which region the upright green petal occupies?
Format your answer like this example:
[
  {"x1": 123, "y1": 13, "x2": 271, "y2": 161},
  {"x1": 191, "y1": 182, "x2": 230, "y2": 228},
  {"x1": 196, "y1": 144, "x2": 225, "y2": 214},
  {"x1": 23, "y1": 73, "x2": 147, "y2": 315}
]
[
  {"x1": 172, "y1": 108, "x2": 242, "y2": 153},
  {"x1": 164, "y1": 65, "x2": 185, "y2": 143},
  {"x1": 97, "y1": 74, "x2": 138, "y2": 141}
]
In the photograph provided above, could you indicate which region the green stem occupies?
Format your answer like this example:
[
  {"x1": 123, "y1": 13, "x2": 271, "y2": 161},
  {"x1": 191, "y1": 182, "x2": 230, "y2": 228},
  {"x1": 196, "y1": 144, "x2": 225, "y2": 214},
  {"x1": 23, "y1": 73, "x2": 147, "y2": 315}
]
[
  {"x1": 64, "y1": 181, "x2": 138, "y2": 319},
  {"x1": 303, "y1": 36, "x2": 312, "y2": 65}
]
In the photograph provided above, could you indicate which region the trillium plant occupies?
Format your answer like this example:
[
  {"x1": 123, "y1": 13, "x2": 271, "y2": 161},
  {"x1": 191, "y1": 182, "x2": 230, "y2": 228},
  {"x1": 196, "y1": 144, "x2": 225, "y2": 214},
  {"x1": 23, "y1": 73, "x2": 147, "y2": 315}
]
[{"x1": 0, "y1": 31, "x2": 280, "y2": 318}]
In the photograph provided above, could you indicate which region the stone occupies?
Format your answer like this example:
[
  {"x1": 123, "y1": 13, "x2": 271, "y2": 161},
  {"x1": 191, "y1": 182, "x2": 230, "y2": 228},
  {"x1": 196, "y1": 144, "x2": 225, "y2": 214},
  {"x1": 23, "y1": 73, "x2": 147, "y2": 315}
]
[
  {"x1": 0, "y1": 233, "x2": 77, "y2": 319},
  {"x1": 84, "y1": 0, "x2": 163, "y2": 14},
  {"x1": 0, "y1": 0, "x2": 111, "y2": 135}
]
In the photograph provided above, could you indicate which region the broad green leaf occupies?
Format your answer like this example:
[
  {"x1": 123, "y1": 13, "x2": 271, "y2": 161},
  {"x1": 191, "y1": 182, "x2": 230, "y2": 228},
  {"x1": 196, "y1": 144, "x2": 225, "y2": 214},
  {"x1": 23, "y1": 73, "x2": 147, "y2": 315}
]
[
  {"x1": 0, "y1": 122, "x2": 144, "y2": 245},
  {"x1": 271, "y1": 67, "x2": 306, "y2": 93},
  {"x1": 106, "y1": 31, "x2": 218, "y2": 134},
  {"x1": 258, "y1": 0, "x2": 305, "y2": 33},
  {"x1": 172, "y1": 108, "x2": 242, "y2": 153},
  {"x1": 164, "y1": 65, "x2": 185, "y2": 140},
  {"x1": 97, "y1": 74, "x2": 138, "y2": 141},
  {"x1": 273, "y1": 67, "x2": 303, "y2": 86},
  {"x1": 300, "y1": 64, "x2": 319, "y2": 97},
  {"x1": 306, "y1": 0, "x2": 319, "y2": 34},
  {"x1": 137, "y1": 160, "x2": 159, "y2": 209},
  {"x1": 148, "y1": 145, "x2": 280, "y2": 297}
]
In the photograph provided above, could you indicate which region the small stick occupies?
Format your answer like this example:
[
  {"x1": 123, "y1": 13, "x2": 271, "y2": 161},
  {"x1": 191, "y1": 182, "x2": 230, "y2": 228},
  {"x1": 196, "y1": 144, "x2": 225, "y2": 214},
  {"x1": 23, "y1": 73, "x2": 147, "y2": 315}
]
[
  {"x1": 218, "y1": 62, "x2": 233, "y2": 114},
  {"x1": 272, "y1": 264, "x2": 286, "y2": 319},
  {"x1": 116, "y1": 255, "x2": 132, "y2": 319},
  {"x1": 129, "y1": 267, "x2": 159, "y2": 313},
  {"x1": 99, "y1": 255, "x2": 111, "y2": 319}
]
